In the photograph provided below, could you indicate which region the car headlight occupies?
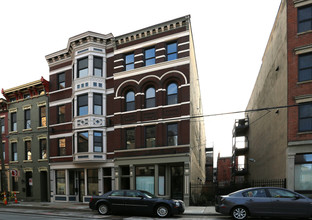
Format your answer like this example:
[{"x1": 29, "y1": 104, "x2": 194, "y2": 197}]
[{"x1": 173, "y1": 200, "x2": 181, "y2": 207}]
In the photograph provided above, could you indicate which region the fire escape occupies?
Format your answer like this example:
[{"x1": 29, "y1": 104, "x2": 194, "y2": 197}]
[{"x1": 232, "y1": 117, "x2": 249, "y2": 183}]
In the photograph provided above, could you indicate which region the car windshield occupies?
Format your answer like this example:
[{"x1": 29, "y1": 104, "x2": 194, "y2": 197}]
[{"x1": 141, "y1": 191, "x2": 157, "y2": 198}]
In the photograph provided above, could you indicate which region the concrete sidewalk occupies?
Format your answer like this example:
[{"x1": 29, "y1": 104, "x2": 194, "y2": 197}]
[{"x1": 0, "y1": 201, "x2": 218, "y2": 216}]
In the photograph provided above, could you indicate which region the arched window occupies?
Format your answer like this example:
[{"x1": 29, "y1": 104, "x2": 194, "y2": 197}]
[
  {"x1": 126, "y1": 91, "x2": 135, "y2": 111},
  {"x1": 145, "y1": 87, "x2": 156, "y2": 108},
  {"x1": 167, "y1": 83, "x2": 178, "y2": 105}
]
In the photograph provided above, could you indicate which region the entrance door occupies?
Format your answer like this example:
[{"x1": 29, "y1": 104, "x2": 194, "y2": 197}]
[
  {"x1": 171, "y1": 166, "x2": 183, "y2": 200},
  {"x1": 40, "y1": 171, "x2": 48, "y2": 202},
  {"x1": 25, "y1": 172, "x2": 33, "y2": 198}
]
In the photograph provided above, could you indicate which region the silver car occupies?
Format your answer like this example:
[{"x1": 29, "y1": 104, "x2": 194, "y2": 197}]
[{"x1": 215, "y1": 187, "x2": 312, "y2": 220}]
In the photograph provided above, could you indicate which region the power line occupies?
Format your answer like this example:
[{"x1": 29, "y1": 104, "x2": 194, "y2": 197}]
[{"x1": 3, "y1": 103, "x2": 299, "y2": 135}]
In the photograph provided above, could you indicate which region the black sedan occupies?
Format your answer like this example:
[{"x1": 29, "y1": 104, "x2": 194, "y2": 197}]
[
  {"x1": 215, "y1": 187, "x2": 312, "y2": 220},
  {"x1": 89, "y1": 190, "x2": 185, "y2": 218}
]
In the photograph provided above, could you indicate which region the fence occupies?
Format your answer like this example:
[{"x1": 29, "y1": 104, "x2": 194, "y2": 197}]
[{"x1": 190, "y1": 178, "x2": 287, "y2": 206}]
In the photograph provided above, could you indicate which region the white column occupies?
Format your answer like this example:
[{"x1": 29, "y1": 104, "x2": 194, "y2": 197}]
[
  {"x1": 84, "y1": 168, "x2": 87, "y2": 197},
  {"x1": 98, "y1": 168, "x2": 103, "y2": 195},
  {"x1": 88, "y1": 92, "x2": 92, "y2": 115},
  {"x1": 74, "y1": 60, "x2": 77, "y2": 80},
  {"x1": 89, "y1": 130, "x2": 94, "y2": 153},
  {"x1": 102, "y1": 57, "x2": 107, "y2": 79},
  {"x1": 287, "y1": 153, "x2": 296, "y2": 191},
  {"x1": 65, "y1": 169, "x2": 69, "y2": 200},
  {"x1": 89, "y1": 55, "x2": 93, "y2": 76}
]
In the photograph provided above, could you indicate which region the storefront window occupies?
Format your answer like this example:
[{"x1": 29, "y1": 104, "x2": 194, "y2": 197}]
[
  {"x1": 56, "y1": 170, "x2": 66, "y2": 195},
  {"x1": 87, "y1": 169, "x2": 98, "y2": 195},
  {"x1": 295, "y1": 154, "x2": 312, "y2": 191},
  {"x1": 136, "y1": 166, "x2": 155, "y2": 194},
  {"x1": 158, "y1": 165, "x2": 165, "y2": 196}
]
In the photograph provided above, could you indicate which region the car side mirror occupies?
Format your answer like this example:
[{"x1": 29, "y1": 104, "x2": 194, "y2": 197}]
[{"x1": 293, "y1": 195, "x2": 301, "y2": 200}]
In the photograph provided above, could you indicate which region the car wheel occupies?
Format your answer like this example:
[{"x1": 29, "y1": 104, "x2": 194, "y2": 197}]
[
  {"x1": 98, "y1": 203, "x2": 109, "y2": 215},
  {"x1": 155, "y1": 205, "x2": 170, "y2": 218},
  {"x1": 231, "y1": 206, "x2": 248, "y2": 220}
]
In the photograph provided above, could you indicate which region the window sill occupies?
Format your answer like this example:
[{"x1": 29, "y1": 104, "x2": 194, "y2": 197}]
[
  {"x1": 38, "y1": 159, "x2": 48, "y2": 162},
  {"x1": 297, "y1": 30, "x2": 312, "y2": 36},
  {"x1": 23, "y1": 128, "x2": 32, "y2": 132},
  {"x1": 9, "y1": 161, "x2": 19, "y2": 164},
  {"x1": 9, "y1": 131, "x2": 18, "y2": 135},
  {"x1": 37, "y1": 126, "x2": 47, "y2": 130},
  {"x1": 297, "y1": 131, "x2": 312, "y2": 135},
  {"x1": 23, "y1": 160, "x2": 33, "y2": 163},
  {"x1": 297, "y1": 80, "x2": 312, "y2": 85}
]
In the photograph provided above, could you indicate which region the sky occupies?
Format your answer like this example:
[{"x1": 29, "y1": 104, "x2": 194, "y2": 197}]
[{"x1": 0, "y1": 0, "x2": 281, "y2": 163}]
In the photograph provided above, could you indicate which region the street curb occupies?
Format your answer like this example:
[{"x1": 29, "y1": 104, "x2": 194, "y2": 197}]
[{"x1": 0, "y1": 203, "x2": 219, "y2": 216}]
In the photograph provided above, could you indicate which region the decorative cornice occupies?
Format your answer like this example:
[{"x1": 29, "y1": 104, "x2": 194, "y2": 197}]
[
  {"x1": 115, "y1": 15, "x2": 190, "y2": 46},
  {"x1": 45, "y1": 31, "x2": 115, "y2": 66},
  {"x1": 2, "y1": 77, "x2": 49, "y2": 96}
]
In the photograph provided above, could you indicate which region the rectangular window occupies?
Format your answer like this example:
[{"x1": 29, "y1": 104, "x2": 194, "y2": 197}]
[
  {"x1": 125, "y1": 128, "x2": 135, "y2": 149},
  {"x1": 167, "y1": 42, "x2": 178, "y2": 61},
  {"x1": 11, "y1": 112, "x2": 17, "y2": 132},
  {"x1": 135, "y1": 166, "x2": 155, "y2": 194},
  {"x1": 167, "y1": 123, "x2": 178, "y2": 146},
  {"x1": 40, "y1": 139, "x2": 47, "y2": 159},
  {"x1": 299, "y1": 103, "x2": 312, "y2": 132},
  {"x1": 39, "y1": 106, "x2": 47, "y2": 127},
  {"x1": 25, "y1": 140, "x2": 31, "y2": 160},
  {"x1": 298, "y1": 5, "x2": 312, "y2": 33},
  {"x1": 295, "y1": 154, "x2": 312, "y2": 191},
  {"x1": 93, "y1": 131, "x2": 102, "y2": 152},
  {"x1": 58, "y1": 105, "x2": 65, "y2": 123},
  {"x1": 145, "y1": 48, "x2": 155, "y2": 66},
  {"x1": 145, "y1": 126, "x2": 156, "y2": 148},
  {"x1": 24, "y1": 109, "x2": 31, "y2": 129},
  {"x1": 87, "y1": 169, "x2": 99, "y2": 195},
  {"x1": 58, "y1": 72, "x2": 65, "y2": 89},
  {"x1": 77, "y1": 94, "x2": 88, "y2": 116},
  {"x1": 11, "y1": 142, "x2": 17, "y2": 161},
  {"x1": 0, "y1": 117, "x2": 4, "y2": 133},
  {"x1": 58, "y1": 138, "x2": 66, "y2": 156},
  {"x1": 56, "y1": 170, "x2": 66, "y2": 195},
  {"x1": 77, "y1": 57, "x2": 88, "y2": 78},
  {"x1": 93, "y1": 93, "x2": 102, "y2": 115},
  {"x1": 78, "y1": 131, "x2": 88, "y2": 152},
  {"x1": 125, "y1": 53, "x2": 134, "y2": 71},
  {"x1": 299, "y1": 53, "x2": 312, "y2": 82},
  {"x1": 93, "y1": 56, "x2": 103, "y2": 77},
  {"x1": 158, "y1": 165, "x2": 165, "y2": 196}
]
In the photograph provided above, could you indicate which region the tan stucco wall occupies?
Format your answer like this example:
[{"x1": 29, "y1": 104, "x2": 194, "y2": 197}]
[
  {"x1": 189, "y1": 23, "x2": 206, "y2": 184},
  {"x1": 246, "y1": 0, "x2": 288, "y2": 180}
]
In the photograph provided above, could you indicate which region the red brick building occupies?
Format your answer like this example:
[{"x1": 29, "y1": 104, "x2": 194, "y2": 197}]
[
  {"x1": 217, "y1": 154, "x2": 232, "y2": 187},
  {"x1": 46, "y1": 16, "x2": 206, "y2": 205},
  {"x1": 246, "y1": 0, "x2": 312, "y2": 196}
]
